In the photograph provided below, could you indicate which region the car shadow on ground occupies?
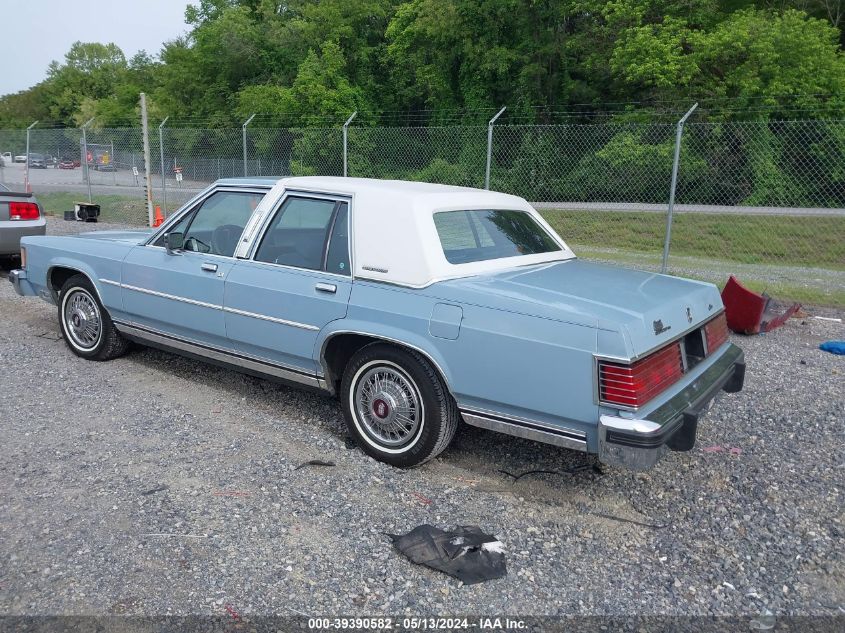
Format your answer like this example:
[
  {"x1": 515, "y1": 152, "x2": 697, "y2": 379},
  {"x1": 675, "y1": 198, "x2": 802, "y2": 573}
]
[{"x1": 124, "y1": 342, "x2": 607, "y2": 495}]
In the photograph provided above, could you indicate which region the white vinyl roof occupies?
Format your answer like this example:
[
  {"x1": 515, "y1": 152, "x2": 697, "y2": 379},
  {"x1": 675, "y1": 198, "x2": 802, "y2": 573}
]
[{"x1": 269, "y1": 176, "x2": 576, "y2": 287}]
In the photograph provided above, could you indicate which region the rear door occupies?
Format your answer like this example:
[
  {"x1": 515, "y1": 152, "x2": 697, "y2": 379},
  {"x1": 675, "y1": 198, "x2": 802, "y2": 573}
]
[
  {"x1": 224, "y1": 193, "x2": 352, "y2": 374},
  {"x1": 120, "y1": 188, "x2": 266, "y2": 348}
]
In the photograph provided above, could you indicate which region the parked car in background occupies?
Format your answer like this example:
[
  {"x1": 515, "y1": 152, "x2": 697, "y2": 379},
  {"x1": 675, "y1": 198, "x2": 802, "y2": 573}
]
[
  {"x1": 1, "y1": 152, "x2": 11, "y2": 164},
  {"x1": 27, "y1": 153, "x2": 47, "y2": 169},
  {"x1": 14, "y1": 154, "x2": 26, "y2": 163},
  {"x1": 10, "y1": 177, "x2": 744, "y2": 471},
  {"x1": 0, "y1": 183, "x2": 46, "y2": 262},
  {"x1": 58, "y1": 158, "x2": 77, "y2": 169}
]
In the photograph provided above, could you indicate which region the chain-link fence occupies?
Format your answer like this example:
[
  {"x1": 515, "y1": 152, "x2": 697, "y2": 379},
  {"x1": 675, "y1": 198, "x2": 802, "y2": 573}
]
[{"x1": 1, "y1": 118, "x2": 842, "y2": 306}]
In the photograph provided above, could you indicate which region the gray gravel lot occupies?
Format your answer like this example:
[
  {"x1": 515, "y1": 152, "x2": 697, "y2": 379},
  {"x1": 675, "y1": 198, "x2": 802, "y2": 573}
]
[{"x1": 0, "y1": 218, "x2": 843, "y2": 618}]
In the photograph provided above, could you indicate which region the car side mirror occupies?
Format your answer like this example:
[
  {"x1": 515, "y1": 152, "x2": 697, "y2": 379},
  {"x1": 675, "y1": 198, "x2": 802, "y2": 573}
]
[{"x1": 164, "y1": 232, "x2": 183, "y2": 255}]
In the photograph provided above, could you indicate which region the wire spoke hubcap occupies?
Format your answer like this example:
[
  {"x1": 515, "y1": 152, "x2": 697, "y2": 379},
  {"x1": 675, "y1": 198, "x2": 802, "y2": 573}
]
[
  {"x1": 354, "y1": 365, "x2": 422, "y2": 448},
  {"x1": 63, "y1": 289, "x2": 101, "y2": 350}
]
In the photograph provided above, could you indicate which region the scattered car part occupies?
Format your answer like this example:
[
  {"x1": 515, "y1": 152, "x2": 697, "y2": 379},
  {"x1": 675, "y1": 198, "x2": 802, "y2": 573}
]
[
  {"x1": 498, "y1": 462, "x2": 602, "y2": 483},
  {"x1": 388, "y1": 525, "x2": 506, "y2": 585},
  {"x1": 293, "y1": 459, "x2": 336, "y2": 471},
  {"x1": 819, "y1": 341, "x2": 845, "y2": 355},
  {"x1": 140, "y1": 485, "x2": 169, "y2": 495},
  {"x1": 721, "y1": 275, "x2": 801, "y2": 334}
]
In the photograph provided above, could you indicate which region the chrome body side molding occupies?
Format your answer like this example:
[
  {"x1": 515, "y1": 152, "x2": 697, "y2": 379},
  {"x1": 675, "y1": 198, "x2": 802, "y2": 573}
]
[
  {"x1": 109, "y1": 281, "x2": 319, "y2": 331},
  {"x1": 460, "y1": 407, "x2": 588, "y2": 452},
  {"x1": 122, "y1": 283, "x2": 222, "y2": 311},
  {"x1": 223, "y1": 306, "x2": 319, "y2": 331},
  {"x1": 113, "y1": 320, "x2": 326, "y2": 390}
]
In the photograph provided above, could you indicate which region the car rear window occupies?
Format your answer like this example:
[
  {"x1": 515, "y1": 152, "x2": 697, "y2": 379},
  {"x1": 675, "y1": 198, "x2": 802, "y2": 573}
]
[{"x1": 433, "y1": 209, "x2": 561, "y2": 264}]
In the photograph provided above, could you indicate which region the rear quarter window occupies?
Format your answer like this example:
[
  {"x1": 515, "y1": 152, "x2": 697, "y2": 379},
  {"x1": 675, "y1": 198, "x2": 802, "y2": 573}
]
[{"x1": 433, "y1": 209, "x2": 561, "y2": 264}]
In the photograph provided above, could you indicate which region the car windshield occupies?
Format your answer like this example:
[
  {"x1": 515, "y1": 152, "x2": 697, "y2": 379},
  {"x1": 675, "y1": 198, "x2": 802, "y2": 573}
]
[{"x1": 433, "y1": 209, "x2": 561, "y2": 264}]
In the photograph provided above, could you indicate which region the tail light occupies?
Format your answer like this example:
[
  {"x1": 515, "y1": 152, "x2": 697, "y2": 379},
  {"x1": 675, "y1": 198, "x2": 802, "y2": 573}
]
[
  {"x1": 9, "y1": 201, "x2": 40, "y2": 220},
  {"x1": 704, "y1": 313, "x2": 729, "y2": 354},
  {"x1": 598, "y1": 342, "x2": 684, "y2": 408}
]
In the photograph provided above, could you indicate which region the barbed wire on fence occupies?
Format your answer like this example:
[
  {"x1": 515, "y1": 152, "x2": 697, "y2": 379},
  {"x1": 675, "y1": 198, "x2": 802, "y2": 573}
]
[{"x1": 1, "y1": 117, "x2": 842, "y2": 305}]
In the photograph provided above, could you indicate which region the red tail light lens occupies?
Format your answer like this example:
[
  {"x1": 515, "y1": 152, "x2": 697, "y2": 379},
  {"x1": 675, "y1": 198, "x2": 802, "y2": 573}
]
[
  {"x1": 704, "y1": 313, "x2": 729, "y2": 354},
  {"x1": 599, "y1": 342, "x2": 684, "y2": 408},
  {"x1": 9, "y1": 201, "x2": 40, "y2": 220}
]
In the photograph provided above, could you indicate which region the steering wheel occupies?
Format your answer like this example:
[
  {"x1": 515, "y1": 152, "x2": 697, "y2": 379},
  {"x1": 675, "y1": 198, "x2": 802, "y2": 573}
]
[{"x1": 211, "y1": 224, "x2": 244, "y2": 257}]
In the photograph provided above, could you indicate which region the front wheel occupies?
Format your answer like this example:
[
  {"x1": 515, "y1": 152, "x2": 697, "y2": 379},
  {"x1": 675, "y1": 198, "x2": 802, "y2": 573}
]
[
  {"x1": 341, "y1": 343, "x2": 459, "y2": 468},
  {"x1": 58, "y1": 274, "x2": 129, "y2": 361}
]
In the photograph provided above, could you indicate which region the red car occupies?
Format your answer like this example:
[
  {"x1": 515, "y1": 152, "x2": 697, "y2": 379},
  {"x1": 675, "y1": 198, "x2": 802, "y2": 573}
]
[{"x1": 58, "y1": 159, "x2": 78, "y2": 169}]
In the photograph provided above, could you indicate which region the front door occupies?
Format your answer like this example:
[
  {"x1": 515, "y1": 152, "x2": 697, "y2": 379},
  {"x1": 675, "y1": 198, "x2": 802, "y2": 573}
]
[
  {"x1": 224, "y1": 194, "x2": 352, "y2": 375},
  {"x1": 120, "y1": 189, "x2": 265, "y2": 347}
]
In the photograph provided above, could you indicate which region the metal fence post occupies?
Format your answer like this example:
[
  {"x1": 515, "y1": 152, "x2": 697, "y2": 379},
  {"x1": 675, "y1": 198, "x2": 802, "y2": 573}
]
[
  {"x1": 485, "y1": 107, "x2": 507, "y2": 190},
  {"x1": 81, "y1": 117, "x2": 95, "y2": 202},
  {"x1": 660, "y1": 103, "x2": 698, "y2": 274},
  {"x1": 24, "y1": 121, "x2": 38, "y2": 192},
  {"x1": 140, "y1": 93, "x2": 154, "y2": 227},
  {"x1": 242, "y1": 114, "x2": 256, "y2": 176},
  {"x1": 343, "y1": 111, "x2": 357, "y2": 177},
  {"x1": 158, "y1": 116, "x2": 169, "y2": 216}
]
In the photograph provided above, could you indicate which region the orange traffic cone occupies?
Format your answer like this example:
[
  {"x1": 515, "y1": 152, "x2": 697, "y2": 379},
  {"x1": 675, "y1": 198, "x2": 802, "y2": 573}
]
[{"x1": 153, "y1": 205, "x2": 164, "y2": 227}]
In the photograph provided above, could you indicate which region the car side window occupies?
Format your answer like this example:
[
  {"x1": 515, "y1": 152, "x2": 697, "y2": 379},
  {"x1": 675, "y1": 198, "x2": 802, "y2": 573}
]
[
  {"x1": 182, "y1": 191, "x2": 264, "y2": 257},
  {"x1": 325, "y1": 203, "x2": 350, "y2": 276},
  {"x1": 152, "y1": 191, "x2": 264, "y2": 256},
  {"x1": 152, "y1": 213, "x2": 191, "y2": 247},
  {"x1": 254, "y1": 197, "x2": 341, "y2": 272}
]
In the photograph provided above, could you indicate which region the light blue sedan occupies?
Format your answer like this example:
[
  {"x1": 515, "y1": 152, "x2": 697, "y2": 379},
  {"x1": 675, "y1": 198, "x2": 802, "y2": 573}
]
[{"x1": 10, "y1": 177, "x2": 744, "y2": 470}]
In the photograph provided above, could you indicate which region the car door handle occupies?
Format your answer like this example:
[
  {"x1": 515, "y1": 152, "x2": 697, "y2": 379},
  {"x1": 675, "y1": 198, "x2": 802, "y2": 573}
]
[
  {"x1": 201, "y1": 262, "x2": 218, "y2": 272},
  {"x1": 315, "y1": 282, "x2": 337, "y2": 294}
]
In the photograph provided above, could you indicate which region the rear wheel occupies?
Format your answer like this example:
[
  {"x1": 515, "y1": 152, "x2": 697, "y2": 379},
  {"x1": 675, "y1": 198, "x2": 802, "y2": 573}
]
[
  {"x1": 341, "y1": 343, "x2": 459, "y2": 468},
  {"x1": 58, "y1": 274, "x2": 129, "y2": 361}
]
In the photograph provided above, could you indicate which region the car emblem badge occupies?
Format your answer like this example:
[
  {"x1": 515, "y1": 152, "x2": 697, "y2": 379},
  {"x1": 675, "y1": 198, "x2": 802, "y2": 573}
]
[
  {"x1": 373, "y1": 399, "x2": 389, "y2": 419},
  {"x1": 686, "y1": 307, "x2": 693, "y2": 323},
  {"x1": 653, "y1": 319, "x2": 671, "y2": 335}
]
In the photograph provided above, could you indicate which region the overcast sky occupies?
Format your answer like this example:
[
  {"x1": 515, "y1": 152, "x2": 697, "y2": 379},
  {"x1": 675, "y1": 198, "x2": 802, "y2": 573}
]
[{"x1": 0, "y1": 0, "x2": 194, "y2": 97}]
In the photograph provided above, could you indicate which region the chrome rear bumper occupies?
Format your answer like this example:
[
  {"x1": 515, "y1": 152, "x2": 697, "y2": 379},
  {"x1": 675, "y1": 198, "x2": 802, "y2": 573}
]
[{"x1": 598, "y1": 343, "x2": 745, "y2": 470}]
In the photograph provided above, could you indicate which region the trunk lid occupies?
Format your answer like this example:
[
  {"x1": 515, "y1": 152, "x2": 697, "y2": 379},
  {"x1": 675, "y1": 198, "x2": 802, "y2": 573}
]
[{"x1": 437, "y1": 259, "x2": 723, "y2": 357}]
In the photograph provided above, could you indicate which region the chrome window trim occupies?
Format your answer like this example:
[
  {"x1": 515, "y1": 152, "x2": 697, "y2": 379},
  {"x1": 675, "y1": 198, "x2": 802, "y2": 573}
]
[
  {"x1": 145, "y1": 184, "x2": 274, "y2": 248},
  {"x1": 113, "y1": 320, "x2": 324, "y2": 389},
  {"x1": 245, "y1": 190, "x2": 354, "y2": 281}
]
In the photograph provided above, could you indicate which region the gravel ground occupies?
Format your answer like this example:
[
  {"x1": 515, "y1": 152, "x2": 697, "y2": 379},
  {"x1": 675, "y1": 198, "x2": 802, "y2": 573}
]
[{"x1": 0, "y1": 218, "x2": 843, "y2": 619}]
